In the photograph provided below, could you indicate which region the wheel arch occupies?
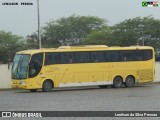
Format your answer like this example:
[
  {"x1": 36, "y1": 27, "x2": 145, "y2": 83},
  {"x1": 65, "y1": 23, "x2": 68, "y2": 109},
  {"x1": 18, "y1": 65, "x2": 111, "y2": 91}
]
[{"x1": 113, "y1": 75, "x2": 123, "y2": 81}]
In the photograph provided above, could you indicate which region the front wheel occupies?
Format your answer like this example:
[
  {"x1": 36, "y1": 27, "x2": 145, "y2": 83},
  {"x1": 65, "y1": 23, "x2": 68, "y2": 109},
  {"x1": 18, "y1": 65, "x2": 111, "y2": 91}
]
[
  {"x1": 113, "y1": 77, "x2": 123, "y2": 88},
  {"x1": 125, "y1": 76, "x2": 135, "y2": 87},
  {"x1": 42, "y1": 80, "x2": 53, "y2": 92}
]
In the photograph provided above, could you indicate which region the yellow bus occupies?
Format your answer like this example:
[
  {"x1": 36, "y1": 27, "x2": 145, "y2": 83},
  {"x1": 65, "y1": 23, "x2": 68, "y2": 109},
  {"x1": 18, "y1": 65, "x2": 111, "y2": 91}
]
[{"x1": 11, "y1": 45, "x2": 155, "y2": 92}]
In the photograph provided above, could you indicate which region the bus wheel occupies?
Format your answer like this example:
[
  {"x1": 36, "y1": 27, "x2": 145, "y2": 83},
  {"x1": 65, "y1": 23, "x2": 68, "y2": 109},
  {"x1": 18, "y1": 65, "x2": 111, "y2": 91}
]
[
  {"x1": 30, "y1": 89, "x2": 37, "y2": 92},
  {"x1": 42, "y1": 80, "x2": 53, "y2": 92},
  {"x1": 113, "y1": 76, "x2": 123, "y2": 88},
  {"x1": 125, "y1": 76, "x2": 135, "y2": 87}
]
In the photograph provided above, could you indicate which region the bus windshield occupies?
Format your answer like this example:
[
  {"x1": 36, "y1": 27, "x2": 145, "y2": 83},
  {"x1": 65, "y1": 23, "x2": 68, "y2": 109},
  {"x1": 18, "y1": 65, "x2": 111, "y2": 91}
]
[{"x1": 12, "y1": 54, "x2": 30, "y2": 79}]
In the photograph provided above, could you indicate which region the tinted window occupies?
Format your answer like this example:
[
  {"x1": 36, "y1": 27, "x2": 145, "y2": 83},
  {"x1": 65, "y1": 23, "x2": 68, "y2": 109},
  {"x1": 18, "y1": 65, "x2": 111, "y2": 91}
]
[
  {"x1": 120, "y1": 51, "x2": 135, "y2": 61},
  {"x1": 143, "y1": 50, "x2": 152, "y2": 60},
  {"x1": 29, "y1": 53, "x2": 43, "y2": 78},
  {"x1": 91, "y1": 52, "x2": 105, "y2": 62},
  {"x1": 135, "y1": 50, "x2": 143, "y2": 61},
  {"x1": 60, "y1": 52, "x2": 74, "y2": 64},
  {"x1": 135, "y1": 50, "x2": 152, "y2": 61},
  {"x1": 30, "y1": 53, "x2": 43, "y2": 66},
  {"x1": 45, "y1": 53, "x2": 59, "y2": 65},
  {"x1": 106, "y1": 51, "x2": 120, "y2": 62},
  {"x1": 75, "y1": 52, "x2": 90, "y2": 63}
]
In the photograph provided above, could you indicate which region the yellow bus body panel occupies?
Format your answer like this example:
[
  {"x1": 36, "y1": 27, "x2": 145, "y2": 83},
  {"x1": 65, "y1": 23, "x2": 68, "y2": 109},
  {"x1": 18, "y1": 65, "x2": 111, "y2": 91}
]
[{"x1": 11, "y1": 45, "x2": 155, "y2": 90}]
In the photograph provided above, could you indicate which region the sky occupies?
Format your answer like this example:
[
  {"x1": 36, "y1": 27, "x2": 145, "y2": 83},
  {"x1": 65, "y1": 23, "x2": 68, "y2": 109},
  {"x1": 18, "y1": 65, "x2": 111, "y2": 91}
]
[{"x1": 0, "y1": 0, "x2": 160, "y2": 37}]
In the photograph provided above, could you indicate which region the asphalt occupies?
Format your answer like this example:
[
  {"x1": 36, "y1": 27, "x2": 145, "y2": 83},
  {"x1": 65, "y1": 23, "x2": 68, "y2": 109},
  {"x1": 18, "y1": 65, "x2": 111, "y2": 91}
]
[{"x1": 0, "y1": 83, "x2": 160, "y2": 120}]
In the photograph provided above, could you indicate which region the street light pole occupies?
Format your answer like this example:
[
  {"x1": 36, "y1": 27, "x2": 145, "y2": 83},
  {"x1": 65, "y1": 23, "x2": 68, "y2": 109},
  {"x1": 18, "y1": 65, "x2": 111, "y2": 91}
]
[
  {"x1": 37, "y1": 0, "x2": 41, "y2": 49},
  {"x1": 141, "y1": 31, "x2": 144, "y2": 46},
  {"x1": 138, "y1": 25, "x2": 145, "y2": 46}
]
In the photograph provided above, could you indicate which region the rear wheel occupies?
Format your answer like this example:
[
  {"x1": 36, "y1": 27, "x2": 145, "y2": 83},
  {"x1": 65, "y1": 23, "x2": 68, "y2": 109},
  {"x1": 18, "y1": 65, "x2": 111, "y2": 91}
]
[
  {"x1": 125, "y1": 76, "x2": 135, "y2": 87},
  {"x1": 113, "y1": 77, "x2": 123, "y2": 88},
  {"x1": 42, "y1": 80, "x2": 53, "y2": 92}
]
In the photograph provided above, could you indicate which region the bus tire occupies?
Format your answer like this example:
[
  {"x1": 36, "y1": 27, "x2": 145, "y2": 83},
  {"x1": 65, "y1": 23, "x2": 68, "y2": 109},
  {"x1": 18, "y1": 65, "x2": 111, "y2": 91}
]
[
  {"x1": 113, "y1": 76, "x2": 123, "y2": 88},
  {"x1": 42, "y1": 80, "x2": 53, "y2": 92},
  {"x1": 125, "y1": 76, "x2": 135, "y2": 87},
  {"x1": 30, "y1": 89, "x2": 37, "y2": 92}
]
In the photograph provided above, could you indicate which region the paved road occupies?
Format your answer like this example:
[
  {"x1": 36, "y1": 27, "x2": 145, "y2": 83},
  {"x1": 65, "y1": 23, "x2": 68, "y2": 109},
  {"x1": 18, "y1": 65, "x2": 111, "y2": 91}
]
[{"x1": 0, "y1": 83, "x2": 160, "y2": 120}]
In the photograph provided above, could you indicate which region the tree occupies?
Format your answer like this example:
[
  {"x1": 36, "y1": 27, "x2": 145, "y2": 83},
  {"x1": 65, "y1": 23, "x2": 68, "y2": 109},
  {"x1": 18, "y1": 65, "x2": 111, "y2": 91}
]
[
  {"x1": 42, "y1": 15, "x2": 107, "y2": 47},
  {"x1": 0, "y1": 31, "x2": 26, "y2": 63},
  {"x1": 110, "y1": 16, "x2": 160, "y2": 48},
  {"x1": 80, "y1": 27, "x2": 112, "y2": 45},
  {"x1": 26, "y1": 32, "x2": 39, "y2": 49}
]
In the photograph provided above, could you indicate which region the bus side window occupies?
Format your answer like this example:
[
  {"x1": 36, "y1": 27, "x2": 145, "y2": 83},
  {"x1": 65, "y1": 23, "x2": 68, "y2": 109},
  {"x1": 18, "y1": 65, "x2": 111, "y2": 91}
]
[
  {"x1": 45, "y1": 54, "x2": 52, "y2": 65},
  {"x1": 143, "y1": 50, "x2": 152, "y2": 60},
  {"x1": 120, "y1": 51, "x2": 134, "y2": 61},
  {"x1": 135, "y1": 50, "x2": 152, "y2": 61},
  {"x1": 60, "y1": 52, "x2": 74, "y2": 64},
  {"x1": 75, "y1": 52, "x2": 90, "y2": 63},
  {"x1": 45, "y1": 53, "x2": 60, "y2": 65},
  {"x1": 135, "y1": 50, "x2": 143, "y2": 61},
  {"x1": 91, "y1": 52, "x2": 105, "y2": 62},
  {"x1": 106, "y1": 51, "x2": 120, "y2": 62},
  {"x1": 55, "y1": 54, "x2": 59, "y2": 64}
]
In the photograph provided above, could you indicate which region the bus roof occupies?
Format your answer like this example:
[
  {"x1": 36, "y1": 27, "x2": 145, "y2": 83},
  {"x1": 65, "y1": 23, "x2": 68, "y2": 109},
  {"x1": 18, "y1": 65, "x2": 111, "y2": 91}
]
[{"x1": 16, "y1": 45, "x2": 154, "y2": 55}]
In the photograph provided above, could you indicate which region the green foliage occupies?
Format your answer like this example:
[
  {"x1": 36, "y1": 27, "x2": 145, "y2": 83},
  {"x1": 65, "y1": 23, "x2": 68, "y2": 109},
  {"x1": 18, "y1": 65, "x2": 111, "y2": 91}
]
[
  {"x1": 42, "y1": 15, "x2": 106, "y2": 47},
  {"x1": 26, "y1": 32, "x2": 39, "y2": 49},
  {"x1": 110, "y1": 16, "x2": 160, "y2": 49},
  {"x1": 0, "y1": 31, "x2": 26, "y2": 63},
  {"x1": 1, "y1": 15, "x2": 160, "y2": 63},
  {"x1": 80, "y1": 27, "x2": 111, "y2": 45},
  {"x1": 41, "y1": 15, "x2": 160, "y2": 52}
]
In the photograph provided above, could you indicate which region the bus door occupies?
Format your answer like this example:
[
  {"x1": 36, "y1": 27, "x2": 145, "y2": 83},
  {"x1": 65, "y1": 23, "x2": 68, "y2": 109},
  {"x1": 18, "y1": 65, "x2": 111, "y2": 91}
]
[{"x1": 28, "y1": 53, "x2": 43, "y2": 88}]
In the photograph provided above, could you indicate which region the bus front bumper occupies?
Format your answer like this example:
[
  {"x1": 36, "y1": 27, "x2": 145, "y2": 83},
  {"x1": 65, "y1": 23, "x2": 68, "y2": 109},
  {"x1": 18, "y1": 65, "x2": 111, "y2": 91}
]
[{"x1": 11, "y1": 81, "x2": 27, "y2": 89}]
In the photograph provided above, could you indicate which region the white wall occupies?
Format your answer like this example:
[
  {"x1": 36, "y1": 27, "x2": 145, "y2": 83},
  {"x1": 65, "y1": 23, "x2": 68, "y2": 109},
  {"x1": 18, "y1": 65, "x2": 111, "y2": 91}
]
[
  {"x1": 0, "y1": 64, "x2": 11, "y2": 89},
  {"x1": 0, "y1": 63, "x2": 160, "y2": 89},
  {"x1": 155, "y1": 62, "x2": 160, "y2": 82}
]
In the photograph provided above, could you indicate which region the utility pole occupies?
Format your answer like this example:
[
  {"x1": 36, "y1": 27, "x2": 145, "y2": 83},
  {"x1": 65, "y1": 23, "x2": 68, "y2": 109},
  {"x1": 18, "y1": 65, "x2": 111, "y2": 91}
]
[
  {"x1": 37, "y1": 0, "x2": 42, "y2": 49},
  {"x1": 141, "y1": 31, "x2": 144, "y2": 46},
  {"x1": 138, "y1": 25, "x2": 145, "y2": 46}
]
